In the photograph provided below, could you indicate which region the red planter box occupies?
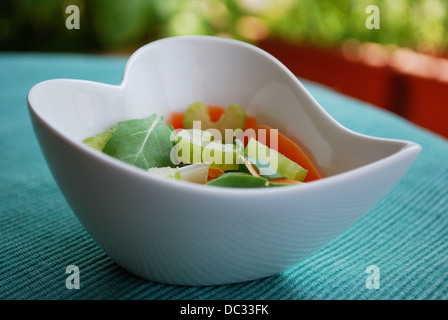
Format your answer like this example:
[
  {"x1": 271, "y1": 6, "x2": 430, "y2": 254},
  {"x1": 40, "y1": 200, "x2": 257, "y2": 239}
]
[
  {"x1": 257, "y1": 38, "x2": 448, "y2": 139},
  {"x1": 404, "y1": 75, "x2": 448, "y2": 138}
]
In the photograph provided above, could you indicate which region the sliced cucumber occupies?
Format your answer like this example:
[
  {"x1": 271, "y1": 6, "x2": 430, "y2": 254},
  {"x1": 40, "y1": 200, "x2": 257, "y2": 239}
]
[
  {"x1": 182, "y1": 101, "x2": 247, "y2": 137},
  {"x1": 173, "y1": 129, "x2": 213, "y2": 165},
  {"x1": 245, "y1": 138, "x2": 308, "y2": 182},
  {"x1": 202, "y1": 141, "x2": 240, "y2": 171},
  {"x1": 173, "y1": 129, "x2": 241, "y2": 171}
]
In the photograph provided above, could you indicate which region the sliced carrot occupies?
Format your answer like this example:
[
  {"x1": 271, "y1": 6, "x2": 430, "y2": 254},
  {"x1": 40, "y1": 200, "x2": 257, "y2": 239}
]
[
  {"x1": 255, "y1": 125, "x2": 322, "y2": 182},
  {"x1": 245, "y1": 116, "x2": 257, "y2": 130},
  {"x1": 208, "y1": 168, "x2": 225, "y2": 178},
  {"x1": 235, "y1": 115, "x2": 259, "y2": 146},
  {"x1": 168, "y1": 112, "x2": 185, "y2": 129},
  {"x1": 207, "y1": 168, "x2": 225, "y2": 182},
  {"x1": 235, "y1": 127, "x2": 257, "y2": 147},
  {"x1": 207, "y1": 105, "x2": 225, "y2": 122}
]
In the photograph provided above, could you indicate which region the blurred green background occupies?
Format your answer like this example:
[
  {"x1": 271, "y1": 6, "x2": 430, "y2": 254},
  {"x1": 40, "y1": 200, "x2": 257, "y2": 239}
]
[
  {"x1": 2, "y1": 0, "x2": 448, "y2": 138},
  {"x1": 1, "y1": 0, "x2": 447, "y2": 56}
]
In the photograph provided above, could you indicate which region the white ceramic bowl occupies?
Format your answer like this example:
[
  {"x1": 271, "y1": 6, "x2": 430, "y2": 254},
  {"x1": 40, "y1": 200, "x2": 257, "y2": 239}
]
[{"x1": 28, "y1": 36, "x2": 421, "y2": 286}]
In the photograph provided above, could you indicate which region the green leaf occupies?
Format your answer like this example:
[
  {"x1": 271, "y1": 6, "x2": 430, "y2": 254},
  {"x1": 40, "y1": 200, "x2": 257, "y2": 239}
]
[{"x1": 102, "y1": 114, "x2": 175, "y2": 170}]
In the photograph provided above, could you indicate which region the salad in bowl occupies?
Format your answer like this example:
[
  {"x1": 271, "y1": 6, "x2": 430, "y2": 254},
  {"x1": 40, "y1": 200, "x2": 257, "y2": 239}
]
[
  {"x1": 27, "y1": 36, "x2": 420, "y2": 285},
  {"x1": 83, "y1": 101, "x2": 322, "y2": 188}
]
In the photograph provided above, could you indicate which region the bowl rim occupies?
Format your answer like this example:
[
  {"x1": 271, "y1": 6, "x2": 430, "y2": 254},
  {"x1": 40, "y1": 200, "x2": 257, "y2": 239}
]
[{"x1": 27, "y1": 35, "x2": 422, "y2": 197}]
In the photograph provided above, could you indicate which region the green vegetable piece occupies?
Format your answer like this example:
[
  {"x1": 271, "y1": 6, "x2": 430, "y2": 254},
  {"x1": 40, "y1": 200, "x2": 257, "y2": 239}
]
[
  {"x1": 174, "y1": 129, "x2": 213, "y2": 165},
  {"x1": 147, "y1": 167, "x2": 181, "y2": 180},
  {"x1": 206, "y1": 172, "x2": 269, "y2": 188},
  {"x1": 202, "y1": 141, "x2": 241, "y2": 171},
  {"x1": 102, "y1": 114, "x2": 175, "y2": 170},
  {"x1": 182, "y1": 101, "x2": 247, "y2": 138},
  {"x1": 83, "y1": 128, "x2": 114, "y2": 151},
  {"x1": 245, "y1": 138, "x2": 308, "y2": 182},
  {"x1": 267, "y1": 181, "x2": 293, "y2": 187},
  {"x1": 205, "y1": 172, "x2": 298, "y2": 188},
  {"x1": 174, "y1": 129, "x2": 241, "y2": 171},
  {"x1": 244, "y1": 155, "x2": 285, "y2": 180}
]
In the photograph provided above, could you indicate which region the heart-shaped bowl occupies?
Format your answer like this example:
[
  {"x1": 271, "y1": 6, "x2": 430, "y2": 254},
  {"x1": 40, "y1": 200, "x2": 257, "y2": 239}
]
[{"x1": 27, "y1": 35, "x2": 421, "y2": 286}]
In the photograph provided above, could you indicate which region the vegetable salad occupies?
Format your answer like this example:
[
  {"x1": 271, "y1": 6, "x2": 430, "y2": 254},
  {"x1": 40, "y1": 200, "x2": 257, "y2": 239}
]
[{"x1": 83, "y1": 102, "x2": 321, "y2": 188}]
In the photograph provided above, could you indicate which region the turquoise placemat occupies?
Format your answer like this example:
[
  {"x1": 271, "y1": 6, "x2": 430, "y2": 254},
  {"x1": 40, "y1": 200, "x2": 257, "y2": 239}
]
[{"x1": 0, "y1": 53, "x2": 446, "y2": 300}]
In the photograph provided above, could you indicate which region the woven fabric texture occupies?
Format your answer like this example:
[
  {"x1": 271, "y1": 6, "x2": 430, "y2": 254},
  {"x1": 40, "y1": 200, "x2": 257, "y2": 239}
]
[{"x1": 0, "y1": 53, "x2": 446, "y2": 300}]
